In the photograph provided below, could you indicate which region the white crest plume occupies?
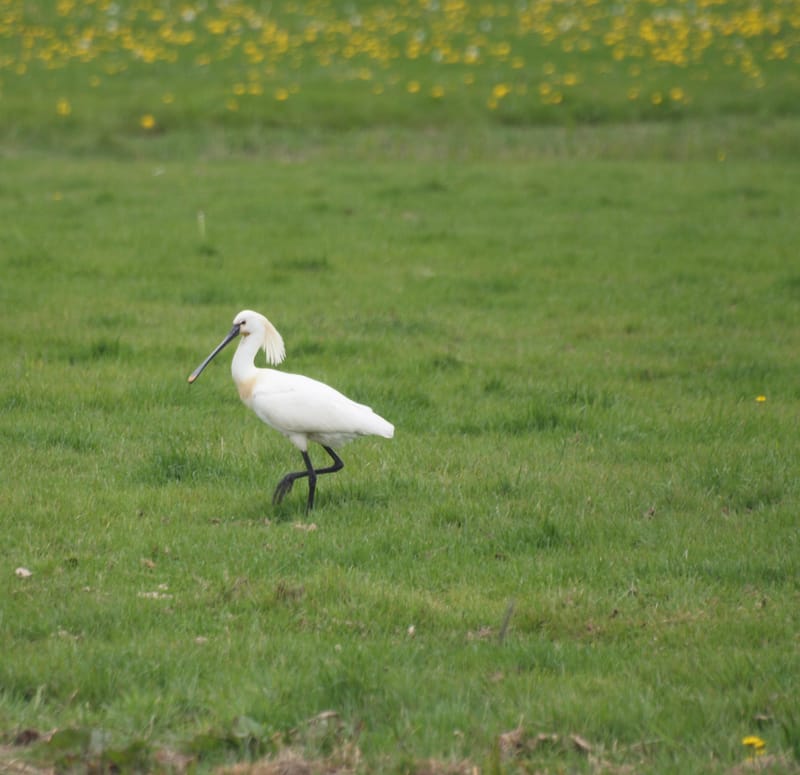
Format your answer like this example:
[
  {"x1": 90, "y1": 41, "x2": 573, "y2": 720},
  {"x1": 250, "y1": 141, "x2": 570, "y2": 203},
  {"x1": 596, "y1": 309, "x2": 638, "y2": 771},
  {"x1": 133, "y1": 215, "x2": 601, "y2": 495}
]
[{"x1": 256, "y1": 313, "x2": 285, "y2": 366}]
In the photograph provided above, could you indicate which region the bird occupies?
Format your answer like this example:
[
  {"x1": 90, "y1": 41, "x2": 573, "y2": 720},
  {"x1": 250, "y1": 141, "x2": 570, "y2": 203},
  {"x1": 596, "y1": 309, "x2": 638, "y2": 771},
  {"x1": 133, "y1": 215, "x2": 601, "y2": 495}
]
[{"x1": 188, "y1": 310, "x2": 394, "y2": 512}]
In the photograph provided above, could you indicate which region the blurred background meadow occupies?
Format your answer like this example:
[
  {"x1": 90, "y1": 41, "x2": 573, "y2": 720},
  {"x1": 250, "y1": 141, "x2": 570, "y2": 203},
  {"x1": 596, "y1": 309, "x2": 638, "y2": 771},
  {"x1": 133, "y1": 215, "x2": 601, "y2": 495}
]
[
  {"x1": 2, "y1": 0, "x2": 800, "y2": 143},
  {"x1": 1, "y1": 1, "x2": 800, "y2": 773}
]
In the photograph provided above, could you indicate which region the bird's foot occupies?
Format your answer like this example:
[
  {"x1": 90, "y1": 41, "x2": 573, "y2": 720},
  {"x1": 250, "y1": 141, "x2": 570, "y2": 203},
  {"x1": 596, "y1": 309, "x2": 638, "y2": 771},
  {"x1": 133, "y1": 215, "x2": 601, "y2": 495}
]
[{"x1": 272, "y1": 475, "x2": 296, "y2": 505}]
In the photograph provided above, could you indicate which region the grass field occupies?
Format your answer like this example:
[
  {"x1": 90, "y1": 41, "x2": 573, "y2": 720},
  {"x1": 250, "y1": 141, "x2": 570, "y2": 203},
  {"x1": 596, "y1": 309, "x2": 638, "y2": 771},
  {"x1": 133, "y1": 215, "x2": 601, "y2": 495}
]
[{"x1": 2, "y1": 1, "x2": 800, "y2": 773}]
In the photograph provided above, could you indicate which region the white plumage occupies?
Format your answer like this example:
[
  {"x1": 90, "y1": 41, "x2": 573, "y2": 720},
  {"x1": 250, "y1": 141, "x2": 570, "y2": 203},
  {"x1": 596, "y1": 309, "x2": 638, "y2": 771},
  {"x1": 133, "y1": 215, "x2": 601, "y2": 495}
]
[
  {"x1": 188, "y1": 310, "x2": 394, "y2": 511},
  {"x1": 243, "y1": 369, "x2": 395, "y2": 450}
]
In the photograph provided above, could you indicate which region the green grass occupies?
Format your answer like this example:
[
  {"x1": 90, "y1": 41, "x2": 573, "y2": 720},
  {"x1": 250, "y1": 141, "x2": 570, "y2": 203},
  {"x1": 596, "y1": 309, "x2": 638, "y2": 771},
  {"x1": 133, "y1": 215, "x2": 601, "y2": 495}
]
[
  {"x1": 2, "y1": 0, "x2": 800, "y2": 772},
  {"x1": 2, "y1": 143, "x2": 799, "y2": 772}
]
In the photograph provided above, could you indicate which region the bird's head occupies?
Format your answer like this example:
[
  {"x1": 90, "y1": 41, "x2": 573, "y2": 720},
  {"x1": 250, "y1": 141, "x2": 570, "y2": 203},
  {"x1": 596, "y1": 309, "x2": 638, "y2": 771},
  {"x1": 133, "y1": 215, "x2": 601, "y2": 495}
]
[
  {"x1": 188, "y1": 309, "x2": 285, "y2": 384},
  {"x1": 232, "y1": 310, "x2": 286, "y2": 366}
]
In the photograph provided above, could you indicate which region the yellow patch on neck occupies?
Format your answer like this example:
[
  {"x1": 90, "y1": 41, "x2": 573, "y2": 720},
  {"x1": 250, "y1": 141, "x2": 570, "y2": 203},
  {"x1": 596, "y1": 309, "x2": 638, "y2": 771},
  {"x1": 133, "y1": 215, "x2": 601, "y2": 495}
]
[{"x1": 237, "y1": 376, "x2": 257, "y2": 401}]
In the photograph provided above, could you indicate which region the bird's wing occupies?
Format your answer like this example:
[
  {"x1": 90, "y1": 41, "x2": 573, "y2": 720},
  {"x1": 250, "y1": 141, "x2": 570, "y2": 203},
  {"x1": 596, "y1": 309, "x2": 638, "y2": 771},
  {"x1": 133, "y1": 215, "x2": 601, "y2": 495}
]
[{"x1": 250, "y1": 372, "x2": 375, "y2": 435}]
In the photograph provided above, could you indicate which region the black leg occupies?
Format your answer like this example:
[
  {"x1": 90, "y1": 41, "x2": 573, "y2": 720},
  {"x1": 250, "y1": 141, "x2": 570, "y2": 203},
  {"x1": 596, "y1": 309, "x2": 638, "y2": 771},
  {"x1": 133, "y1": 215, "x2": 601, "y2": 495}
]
[
  {"x1": 272, "y1": 451, "x2": 315, "y2": 507},
  {"x1": 318, "y1": 446, "x2": 345, "y2": 475},
  {"x1": 304, "y1": 451, "x2": 317, "y2": 512},
  {"x1": 272, "y1": 447, "x2": 344, "y2": 511},
  {"x1": 304, "y1": 447, "x2": 344, "y2": 511}
]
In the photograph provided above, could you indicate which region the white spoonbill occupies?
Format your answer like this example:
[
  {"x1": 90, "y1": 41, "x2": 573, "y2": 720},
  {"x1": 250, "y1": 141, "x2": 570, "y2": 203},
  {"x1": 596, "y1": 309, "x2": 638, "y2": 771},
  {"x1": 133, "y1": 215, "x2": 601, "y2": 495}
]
[{"x1": 188, "y1": 310, "x2": 394, "y2": 511}]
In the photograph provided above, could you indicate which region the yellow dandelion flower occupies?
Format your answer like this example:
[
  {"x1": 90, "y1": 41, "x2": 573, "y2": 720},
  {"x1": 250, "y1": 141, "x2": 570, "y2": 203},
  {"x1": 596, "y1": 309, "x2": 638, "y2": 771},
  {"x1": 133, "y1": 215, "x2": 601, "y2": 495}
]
[
  {"x1": 742, "y1": 735, "x2": 766, "y2": 752},
  {"x1": 56, "y1": 97, "x2": 71, "y2": 116},
  {"x1": 140, "y1": 114, "x2": 156, "y2": 130},
  {"x1": 769, "y1": 41, "x2": 788, "y2": 59},
  {"x1": 430, "y1": 84, "x2": 445, "y2": 99},
  {"x1": 651, "y1": 92, "x2": 663, "y2": 105},
  {"x1": 407, "y1": 80, "x2": 420, "y2": 94},
  {"x1": 563, "y1": 73, "x2": 579, "y2": 86},
  {"x1": 669, "y1": 86, "x2": 685, "y2": 102},
  {"x1": 628, "y1": 87, "x2": 640, "y2": 100},
  {"x1": 755, "y1": 395, "x2": 766, "y2": 403},
  {"x1": 233, "y1": 83, "x2": 246, "y2": 96},
  {"x1": 274, "y1": 87, "x2": 289, "y2": 101},
  {"x1": 492, "y1": 83, "x2": 511, "y2": 100}
]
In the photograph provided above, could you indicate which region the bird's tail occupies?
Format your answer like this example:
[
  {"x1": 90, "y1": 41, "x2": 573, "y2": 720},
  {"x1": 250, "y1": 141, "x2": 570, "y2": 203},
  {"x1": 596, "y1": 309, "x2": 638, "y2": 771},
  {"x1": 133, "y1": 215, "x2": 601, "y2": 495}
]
[
  {"x1": 378, "y1": 419, "x2": 395, "y2": 439},
  {"x1": 369, "y1": 414, "x2": 394, "y2": 439}
]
